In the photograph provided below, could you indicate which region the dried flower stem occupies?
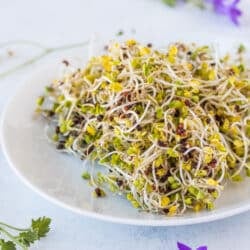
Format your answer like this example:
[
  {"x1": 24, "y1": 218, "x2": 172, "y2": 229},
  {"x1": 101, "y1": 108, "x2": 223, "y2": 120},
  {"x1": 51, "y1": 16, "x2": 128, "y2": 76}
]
[{"x1": 0, "y1": 40, "x2": 89, "y2": 78}]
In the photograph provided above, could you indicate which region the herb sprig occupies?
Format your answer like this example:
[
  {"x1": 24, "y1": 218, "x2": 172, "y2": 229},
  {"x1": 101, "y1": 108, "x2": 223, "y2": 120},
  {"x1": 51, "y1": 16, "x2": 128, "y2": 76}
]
[{"x1": 0, "y1": 217, "x2": 51, "y2": 250}]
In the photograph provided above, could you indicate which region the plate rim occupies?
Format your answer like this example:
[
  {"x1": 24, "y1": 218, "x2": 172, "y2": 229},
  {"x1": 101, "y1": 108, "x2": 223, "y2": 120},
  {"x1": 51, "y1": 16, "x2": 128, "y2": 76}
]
[{"x1": 1, "y1": 66, "x2": 250, "y2": 227}]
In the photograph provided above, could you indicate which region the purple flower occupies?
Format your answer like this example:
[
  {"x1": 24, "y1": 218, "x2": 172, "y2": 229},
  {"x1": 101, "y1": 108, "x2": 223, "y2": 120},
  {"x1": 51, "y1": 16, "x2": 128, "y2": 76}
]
[
  {"x1": 163, "y1": 0, "x2": 242, "y2": 25},
  {"x1": 177, "y1": 242, "x2": 192, "y2": 250},
  {"x1": 208, "y1": 0, "x2": 242, "y2": 24},
  {"x1": 197, "y1": 247, "x2": 208, "y2": 250},
  {"x1": 177, "y1": 242, "x2": 208, "y2": 250}
]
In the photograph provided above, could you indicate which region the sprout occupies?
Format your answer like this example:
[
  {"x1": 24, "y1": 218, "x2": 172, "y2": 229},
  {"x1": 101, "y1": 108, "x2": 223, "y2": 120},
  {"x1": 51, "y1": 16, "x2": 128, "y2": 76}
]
[
  {"x1": 171, "y1": 182, "x2": 180, "y2": 189},
  {"x1": 227, "y1": 155, "x2": 237, "y2": 168},
  {"x1": 133, "y1": 177, "x2": 145, "y2": 191},
  {"x1": 193, "y1": 203, "x2": 202, "y2": 212},
  {"x1": 206, "y1": 178, "x2": 218, "y2": 187},
  {"x1": 156, "y1": 167, "x2": 167, "y2": 177},
  {"x1": 168, "y1": 45, "x2": 178, "y2": 63},
  {"x1": 126, "y1": 39, "x2": 137, "y2": 46},
  {"x1": 209, "y1": 134, "x2": 226, "y2": 152},
  {"x1": 45, "y1": 86, "x2": 54, "y2": 93},
  {"x1": 168, "y1": 176, "x2": 175, "y2": 184},
  {"x1": 184, "y1": 197, "x2": 192, "y2": 205},
  {"x1": 221, "y1": 119, "x2": 230, "y2": 132},
  {"x1": 156, "y1": 107, "x2": 164, "y2": 119},
  {"x1": 86, "y1": 125, "x2": 96, "y2": 136},
  {"x1": 246, "y1": 168, "x2": 250, "y2": 177},
  {"x1": 111, "y1": 154, "x2": 120, "y2": 166},
  {"x1": 36, "y1": 40, "x2": 250, "y2": 216},
  {"x1": 182, "y1": 162, "x2": 191, "y2": 171},
  {"x1": 231, "y1": 174, "x2": 243, "y2": 182},
  {"x1": 101, "y1": 55, "x2": 113, "y2": 71},
  {"x1": 52, "y1": 134, "x2": 59, "y2": 142},
  {"x1": 139, "y1": 46, "x2": 151, "y2": 56},
  {"x1": 203, "y1": 147, "x2": 213, "y2": 164},
  {"x1": 109, "y1": 82, "x2": 123, "y2": 92},
  {"x1": 168, "y1": 205, "x2": 177, "y2": 215},
  {"x1": 161, "y1": 196, "x2": 170, "y2": 207},
  {"x1": 188, "y1": 186, "x2": 205, "y2": 200},
  {"x1": 206, "y1": 201, "x2": 215, "y2": 210},
  {"x1": 65, "y1": 136, "x2": 74, "y2": 148},
  {"x1": 196, "y1": 170, "x2": 208, "y2": 177},
  {"x1": 155, "y1": 156, "x2": 164, "y2": 167},
  {"x1": 127, "y1": 145, "x2": 140, "y2": 155},
  {"x1": 169, "y1": 100, "x2": 183, "y2": 109},
  {"x1": 142, "y1": 63, "x2": 151, "y2": 77},
  {"x1": 166, "y1": 148, "x2": 179, "y2": 158},
  {"x1": 59, "y1": 119, "x2": 73, "y2": 133},
  {"x1": 36, "y1": 96, "x2": 44, "y2": 106},
  {"x1": 131, "y1": 58, "x2": 141, "y2": 69},
  {"x1": 82, "y1": 171, "x2": 90, "y2": 180}
]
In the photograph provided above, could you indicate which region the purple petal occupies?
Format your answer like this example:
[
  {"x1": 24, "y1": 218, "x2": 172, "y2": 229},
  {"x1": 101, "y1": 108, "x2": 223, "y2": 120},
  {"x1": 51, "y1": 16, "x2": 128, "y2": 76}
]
[
  {"x1": 177, "y1": 242, "x2": 192, "y2": 250},
  {"x1": 232, "y1": 0, "x2": 240, "y2": 5},
  {"x1": 208, "y1": 0, "x2": 242, "y2": 25},
  {"x1": 230, "y1": 7, "x2": 242, "y2": 24},
  {"x1": 197, "y1": 246, "x2": 208, "y2": 250},
  {"x1": 211, "y1": 0, "x2": 228, "y2": 14}
]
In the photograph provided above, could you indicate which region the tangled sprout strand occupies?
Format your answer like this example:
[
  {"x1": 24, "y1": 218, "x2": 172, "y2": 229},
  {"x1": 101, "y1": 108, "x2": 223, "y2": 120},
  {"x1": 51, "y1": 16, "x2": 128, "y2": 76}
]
[{"x1": 36, "y1": 40, "x2": 250, "y2": 216}]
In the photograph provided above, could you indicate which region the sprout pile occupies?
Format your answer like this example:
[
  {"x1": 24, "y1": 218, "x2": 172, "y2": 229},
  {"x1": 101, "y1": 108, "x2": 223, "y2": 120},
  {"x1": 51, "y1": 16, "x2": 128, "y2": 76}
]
[{"x1": 36, "y1": 40, "x2": 250, "y2": 216}]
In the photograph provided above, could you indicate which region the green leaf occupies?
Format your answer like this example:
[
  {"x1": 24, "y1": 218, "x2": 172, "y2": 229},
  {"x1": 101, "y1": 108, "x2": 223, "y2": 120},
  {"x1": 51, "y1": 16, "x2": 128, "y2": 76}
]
[
  {"x1": 238, "y1": 44, "x2": 246, "y2": 53},
  {"x1": 81, "y1": 171, "x2": 90, "y2": 180},
  {"x1": 45, "y1": 86, "x2": 54, "y2": 93},
  {"x1": 0, "y1": 240, "x2": 16, "y2": 250},
  {"x1": 18, "y1": 230, "x2": 38, "y2": 247},
  {"x1": 59, "y1": 119, "x2": 73, "y2": 133},
  {"x1": 231, "y1": 174, "x2": 243, "y2": 182},
  {"x1": 31, "y1": 217, "x2": 51, "y2": 239},
  {"x1": 162, "y1": 0, "x2": 176, "y2": 7},
  {"x1": 166, "y1": 148, "x2": 179, "y2": 158},
  {"x1": 168, "y1": 100, "x2": 183, "y2": 109},
  {"x1": 36, "y1": 96, "x2": 44, "y2": 106},
  {"x1": 142, "y1": 63, "x2": 150, "y2": 77},
  {"x1": 116, "y1": 30, "x2": 124, "y2": 36},
  {"x1": 156, "y1": 107, "x2": 164, "y2": 119},
  {"x1": 246, "y1": 168, "x2": 250, "y2": 177}
]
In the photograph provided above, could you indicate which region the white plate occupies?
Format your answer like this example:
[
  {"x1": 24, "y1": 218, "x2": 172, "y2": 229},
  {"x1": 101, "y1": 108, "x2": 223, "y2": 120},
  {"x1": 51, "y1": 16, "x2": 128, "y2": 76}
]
[{"x1": 1, "y1": 56, "x2": 250, "y2": 227}]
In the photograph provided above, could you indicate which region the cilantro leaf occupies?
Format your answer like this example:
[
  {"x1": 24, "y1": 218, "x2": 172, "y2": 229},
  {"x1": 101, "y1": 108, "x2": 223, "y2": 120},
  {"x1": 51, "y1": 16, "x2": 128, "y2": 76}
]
[
  {"x1": 31, "y1": 217, "x2": 51, "y2": 239},
  {"x1": 0, "y1": 240, "x2": 16, "y2": 250},
  {"x1": 0, "y1": 217, "x2": 51, "y2": 250},
  {"x1": 18, "y1": 230, "x2": 38, "y2": 247}
]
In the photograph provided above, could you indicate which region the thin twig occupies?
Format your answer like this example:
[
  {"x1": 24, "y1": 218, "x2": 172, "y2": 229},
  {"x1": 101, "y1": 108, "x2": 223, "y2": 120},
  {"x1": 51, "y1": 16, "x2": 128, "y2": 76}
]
[
  {"x1": 0, "y1": 40, "x2": 46, "y2": 50},
  {"x1": 0, "y1": 222, "x2": 29, "y2": 232},
  {"x1": 0, "y1": 40, "x2": 89, "y2": 78}
]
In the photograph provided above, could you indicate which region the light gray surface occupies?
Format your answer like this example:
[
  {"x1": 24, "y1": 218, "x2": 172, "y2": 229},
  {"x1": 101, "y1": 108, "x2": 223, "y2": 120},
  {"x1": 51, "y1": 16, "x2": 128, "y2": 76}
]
[{"x1": 1, "y1": 0, "x2": 250, "y2": 249}]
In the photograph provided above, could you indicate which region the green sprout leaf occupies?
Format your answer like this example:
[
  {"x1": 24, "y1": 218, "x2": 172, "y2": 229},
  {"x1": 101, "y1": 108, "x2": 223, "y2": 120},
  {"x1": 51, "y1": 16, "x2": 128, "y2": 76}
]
[
  {"x1": 0, "y1": 240, "x2": 16, "y2": 250},
  {"x1": 0, "y1": 217, "x2": 51, "y2": 250},
  {"x1": 18, "y1": 230, "x2": 38, "y2": 247},
  {"x1": 82, "y1": 171, "x2": 91, "y2": 180},
  {"x1": 162, "y1": 0, "x2": 176, "y2": 7},
  {"x1": 31, "y1": 217, "x2": 51, "y2": 239}
]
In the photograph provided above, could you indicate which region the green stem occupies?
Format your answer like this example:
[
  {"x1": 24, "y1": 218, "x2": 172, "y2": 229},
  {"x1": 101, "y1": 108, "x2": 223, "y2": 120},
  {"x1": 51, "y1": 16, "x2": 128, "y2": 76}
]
[
  {"x1": 0, "y1": 227, "x2": 27, "y2": 250},
  {"x1": 0, "y1": 51, "x2": 49, "y2": 78},
  {"x1": 0, "y1": 222, "x2": 29, "y2": 232},
  {"x1": 0, "y1": 40, "x2": 46, "y2": 50},
  {"x1": 0, "y1": 40, "x2": 89, "y2": 78},
  {"x1": 49, "y1": 41, "x2": 89, "y2": 52}
]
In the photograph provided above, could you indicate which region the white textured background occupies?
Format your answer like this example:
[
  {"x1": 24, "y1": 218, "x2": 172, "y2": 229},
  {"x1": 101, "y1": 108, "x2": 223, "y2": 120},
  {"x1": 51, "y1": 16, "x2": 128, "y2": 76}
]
[{"x1": 0, "y1": 0, "x2": 250, "y2": 249}]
